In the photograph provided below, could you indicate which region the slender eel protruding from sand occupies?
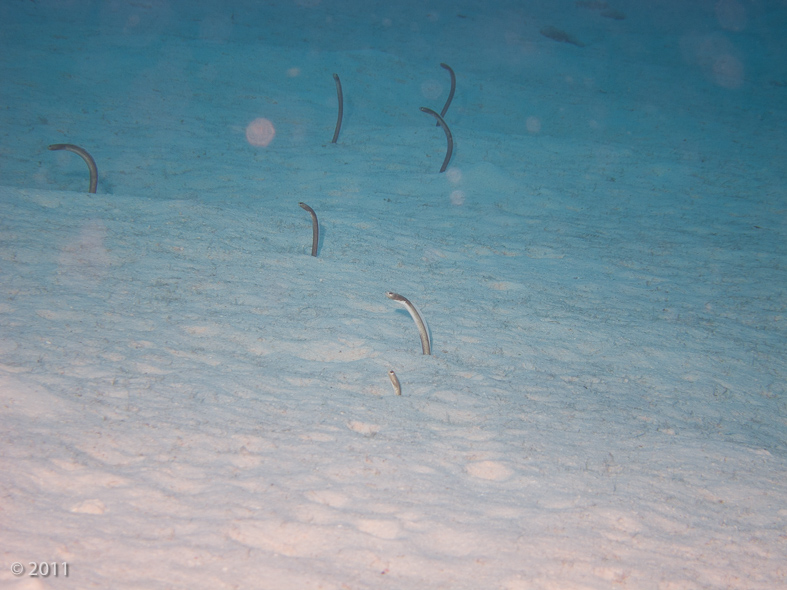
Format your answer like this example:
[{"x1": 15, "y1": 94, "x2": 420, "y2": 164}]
[
  {"x1": 298, "y1": 202, "x2": 319, "y2": 256},
  {"x1": 386, "y1": 291, "x2": 431, "y2": 355},
  {"x1": 419, "y1": 107, "x2": 453, "y2": 173},
  {"x1": 48, "y1": 143, "x2": 98, "y2": 193},
  {"x1": 438, "y1": 63, "x2": 456, "y2": 123},
  {"x1": 331, "y1": 73, "x2": 343, "y2": 144},
  {"x1": 388, "y1": 370, "x2": 402, "y2": 396}
]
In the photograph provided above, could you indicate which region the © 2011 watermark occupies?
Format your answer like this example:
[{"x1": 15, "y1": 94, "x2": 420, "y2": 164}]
[{"x1": 11, "y1": 562, "x2": 69, "y2": 577}]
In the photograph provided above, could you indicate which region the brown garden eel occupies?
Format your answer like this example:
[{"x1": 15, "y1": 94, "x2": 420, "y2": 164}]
[
  {"x1": 386, "y1": 291, "x2": 431, "y2": 355},
  {"x1": 48, "y1": 143, "x2": 98, "y2": 193}
]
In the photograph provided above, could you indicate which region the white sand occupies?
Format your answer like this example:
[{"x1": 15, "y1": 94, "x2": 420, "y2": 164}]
[{"x1": 1, "y1": 1, "x2": 785, "y2": 588}]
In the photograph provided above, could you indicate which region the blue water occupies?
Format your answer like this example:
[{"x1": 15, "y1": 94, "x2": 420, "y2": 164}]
[{"x1": 2, "y1": 0, "x2": 784, "y2": 202}]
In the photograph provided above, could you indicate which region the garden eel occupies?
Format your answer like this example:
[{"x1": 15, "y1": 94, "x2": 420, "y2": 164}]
[
  {"x1": 298, "y1": 202, "x2": 319, "y2": 256},
  {"x1": 438, "y1": 63, "x2": 456, "y2": 123},
  {"x1": 419, "y1": 107, "x2": 453, "y2": 173},
  {"x1": 48, "y1": 143, "x2": 98, "y2": 193},
  {"x1": 388, "y1": 370, "x2": 402, "y2": 396},
  {"x1": 331, "y1": 73, "x2": 343, "y2": 144},
  {"x1": 386, "y1": 291, "x2": 431, "y2": 355}
]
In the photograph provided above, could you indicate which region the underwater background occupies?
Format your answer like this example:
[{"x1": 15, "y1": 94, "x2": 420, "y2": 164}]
[{"x1": 1, "y1": 1, "x2": 786, "y2": 588}]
